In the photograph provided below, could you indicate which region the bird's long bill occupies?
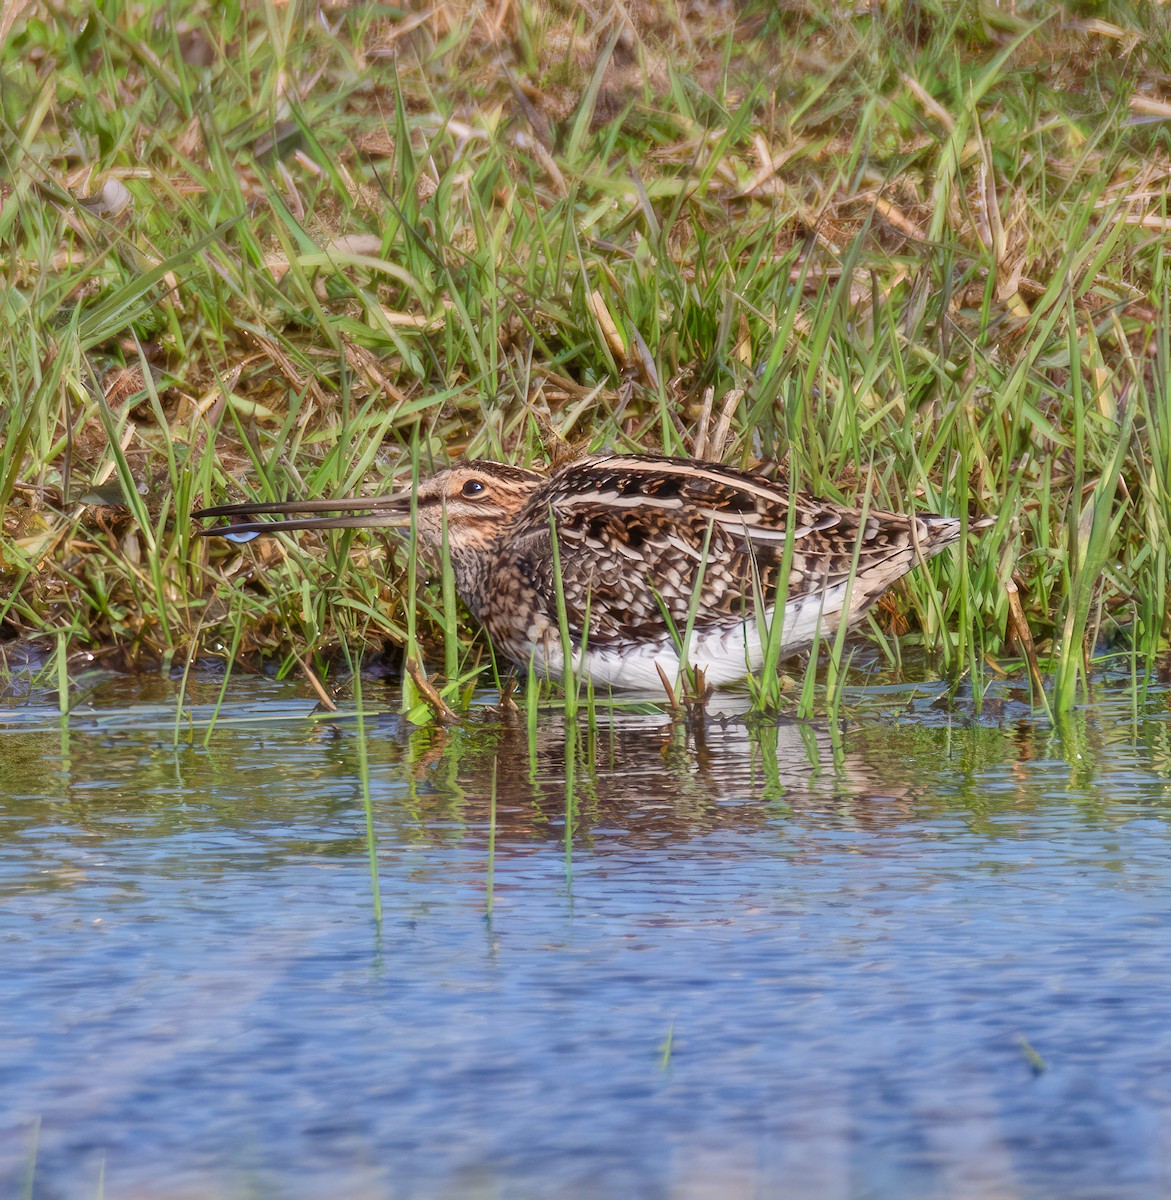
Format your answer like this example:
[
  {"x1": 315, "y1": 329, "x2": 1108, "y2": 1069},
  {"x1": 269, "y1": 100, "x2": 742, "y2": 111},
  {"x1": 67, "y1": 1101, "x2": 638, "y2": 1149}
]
[{"x1": 192, "y1": 493, "x2": 413, "y2": 543}]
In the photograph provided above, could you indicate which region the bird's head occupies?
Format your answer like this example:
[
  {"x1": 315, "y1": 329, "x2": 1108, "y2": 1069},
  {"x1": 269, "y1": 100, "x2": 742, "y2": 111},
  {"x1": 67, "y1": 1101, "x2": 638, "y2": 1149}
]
[
  {"x1": 192, "y1": 460, "x2": 546, "y2": 557},
  {"x1": 409, "y1": 462, "x2": 545, "y2": 552}
]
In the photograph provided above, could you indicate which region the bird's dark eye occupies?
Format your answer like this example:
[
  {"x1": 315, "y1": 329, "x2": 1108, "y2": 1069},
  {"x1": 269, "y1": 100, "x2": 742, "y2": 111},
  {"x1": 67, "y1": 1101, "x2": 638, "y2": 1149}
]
[{"x1": 461, "y1": 479, "x2": 486, "y2": 498}]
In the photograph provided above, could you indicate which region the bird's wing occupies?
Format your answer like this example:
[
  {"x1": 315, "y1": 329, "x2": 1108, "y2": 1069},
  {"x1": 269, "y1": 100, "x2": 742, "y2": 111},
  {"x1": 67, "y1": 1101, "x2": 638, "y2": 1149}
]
[{"x1": 504, "y1": 456, "x2": 945, "y2": 646}]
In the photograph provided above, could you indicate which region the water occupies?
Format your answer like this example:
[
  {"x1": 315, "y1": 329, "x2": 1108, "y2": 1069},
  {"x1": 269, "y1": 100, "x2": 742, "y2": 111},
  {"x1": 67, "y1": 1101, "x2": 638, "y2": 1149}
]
[{"x1": 3, "y1": 667, "x2": 1171, "y2": 1198}]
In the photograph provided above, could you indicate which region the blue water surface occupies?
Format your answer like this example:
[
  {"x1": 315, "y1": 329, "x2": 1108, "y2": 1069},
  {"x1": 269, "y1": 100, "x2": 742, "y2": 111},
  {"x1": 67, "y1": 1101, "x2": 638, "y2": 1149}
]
[{"x1": 2, "y1": 669, "x2": 1171, "y2": 1198}]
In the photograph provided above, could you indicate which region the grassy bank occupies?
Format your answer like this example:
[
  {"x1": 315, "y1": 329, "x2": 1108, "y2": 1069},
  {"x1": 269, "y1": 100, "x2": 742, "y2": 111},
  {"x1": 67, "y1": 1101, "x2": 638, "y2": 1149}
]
[{"x1": 2, "y1": 0, "x2": 1169, "y2": 707}]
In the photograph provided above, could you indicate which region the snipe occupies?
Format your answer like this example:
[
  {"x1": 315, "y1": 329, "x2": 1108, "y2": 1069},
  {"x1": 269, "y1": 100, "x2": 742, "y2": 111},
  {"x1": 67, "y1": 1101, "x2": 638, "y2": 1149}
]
[{"x1": 194, "y1": 454, "x2": 983, "y2": 690}]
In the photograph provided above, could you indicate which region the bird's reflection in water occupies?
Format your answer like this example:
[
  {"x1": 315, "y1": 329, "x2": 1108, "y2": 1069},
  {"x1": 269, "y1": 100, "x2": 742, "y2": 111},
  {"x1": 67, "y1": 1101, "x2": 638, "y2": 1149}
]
[{"x1": 386, "y1": 700, "x2": 962, "y2": 855}]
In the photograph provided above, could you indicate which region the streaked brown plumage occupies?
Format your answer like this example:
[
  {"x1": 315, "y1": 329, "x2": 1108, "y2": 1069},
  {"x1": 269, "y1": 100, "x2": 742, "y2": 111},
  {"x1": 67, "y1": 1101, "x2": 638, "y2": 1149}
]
[{"x1": 194, "y1": 453, "x2": 983, "y2": 690}]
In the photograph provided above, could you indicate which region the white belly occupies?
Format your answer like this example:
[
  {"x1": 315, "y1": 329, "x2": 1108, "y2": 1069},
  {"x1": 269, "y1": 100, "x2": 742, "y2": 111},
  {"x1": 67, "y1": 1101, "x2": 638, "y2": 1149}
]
[{"x1": 523, "y1": 583, "x2": 852, "y2": 690}]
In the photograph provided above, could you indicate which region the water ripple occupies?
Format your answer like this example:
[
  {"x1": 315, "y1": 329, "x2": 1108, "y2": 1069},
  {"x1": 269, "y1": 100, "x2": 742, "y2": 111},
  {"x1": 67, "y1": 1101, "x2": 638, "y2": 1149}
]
[{"x1": 2, "y1": 674, "x2": 1171, "y2": 1198}]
